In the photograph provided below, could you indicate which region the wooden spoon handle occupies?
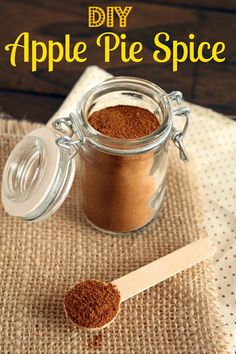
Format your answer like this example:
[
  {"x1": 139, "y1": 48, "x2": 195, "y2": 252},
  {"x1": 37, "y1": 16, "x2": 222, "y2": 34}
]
[{"x1": 112, "y1": 238, "x2": 215, "y2": 303}]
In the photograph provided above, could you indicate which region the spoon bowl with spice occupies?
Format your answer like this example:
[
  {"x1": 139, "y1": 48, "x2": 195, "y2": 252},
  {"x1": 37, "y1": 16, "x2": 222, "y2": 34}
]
[
  {"x1": 64, "y1": 280, "x2": 121, "y2": 331},
  {"x1": 64, "y1": 238, "x2": 215, "y2": 331}
]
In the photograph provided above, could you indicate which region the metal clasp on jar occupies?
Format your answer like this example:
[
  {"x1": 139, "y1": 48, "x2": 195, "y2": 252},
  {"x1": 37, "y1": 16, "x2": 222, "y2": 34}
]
[
  {"x1": 52, "y1": 92, "x2": 190, "y2": 163},
  {"x1": 168, "y1": 91, "x2": 190, "y2": 162},
  {"x1": 52, "y1": 113, "x2": 83, "y2": 160}
]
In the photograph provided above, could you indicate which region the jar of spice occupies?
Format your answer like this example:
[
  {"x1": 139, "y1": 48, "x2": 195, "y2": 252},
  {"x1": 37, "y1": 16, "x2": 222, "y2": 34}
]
[{"x1": 1, "y1": 77, "x2": 189, "y2": 234}]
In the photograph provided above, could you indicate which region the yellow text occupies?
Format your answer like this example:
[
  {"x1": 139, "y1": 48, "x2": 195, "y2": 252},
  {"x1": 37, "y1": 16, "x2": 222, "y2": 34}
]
[
  {"x1": 96, "y1": 32, "x2": 143, "y2": 63},
  {"x1": 153, "y1": 32, "x2": 225, "y2": 72},
  {"x1": 5, "y1": 32, "x2": 87, "y2": 72},
  {"x1": 88, "y1": 6, "x2": 132, "y2": 27}
]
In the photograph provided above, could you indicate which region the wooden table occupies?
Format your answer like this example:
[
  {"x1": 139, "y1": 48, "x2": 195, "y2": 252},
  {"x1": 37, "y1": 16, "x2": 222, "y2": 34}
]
[{"x1": 0, "y1": 0, "x2": 235, "y2": 123}]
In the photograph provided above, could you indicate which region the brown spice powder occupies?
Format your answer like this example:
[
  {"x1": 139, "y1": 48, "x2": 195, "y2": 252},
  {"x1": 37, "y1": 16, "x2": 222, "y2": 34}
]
[
  {"x1": 88, "y1": 333, "x2": 103, "y2": 349},
  {"x1": 64, "y1": 280, "x2": 120, "y2": 329},
  {"x1": 79, "y1": 104, "x2": 165, "y2": 233},
  {"x1": 88, "y1": 105, "x2": 160, "y2": 139}
]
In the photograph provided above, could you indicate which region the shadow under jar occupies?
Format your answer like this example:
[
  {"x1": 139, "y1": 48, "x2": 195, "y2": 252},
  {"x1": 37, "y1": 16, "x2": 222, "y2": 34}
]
[{"x1": 1, "y1": 77, "x2": 190, "y2": 234}]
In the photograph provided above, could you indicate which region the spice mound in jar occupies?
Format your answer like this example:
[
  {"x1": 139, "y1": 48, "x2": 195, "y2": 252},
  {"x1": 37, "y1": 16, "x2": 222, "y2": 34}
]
[
  {"x1": 88, "y1": 105, "x2": 160, "y2": 139},
  {"x1": 80, "y1": 104, "x2": 164, "y2": 233},
  {"x1": 64, "y1": 280, "x2": 121, "y2": 329}
]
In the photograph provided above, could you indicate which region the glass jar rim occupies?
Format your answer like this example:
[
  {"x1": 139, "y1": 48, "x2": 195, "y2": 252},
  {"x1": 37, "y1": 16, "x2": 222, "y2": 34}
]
[{"x1": 75, "y1": 76, "x2": 173, "y2": 155}]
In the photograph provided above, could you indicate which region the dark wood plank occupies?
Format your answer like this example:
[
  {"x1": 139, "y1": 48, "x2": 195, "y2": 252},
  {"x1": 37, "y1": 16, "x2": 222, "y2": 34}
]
[
  {"x1": 193, "y1": 11, "x2": 236, "y2": 114},
  {"x1": 110, "y1": 62, "x2": 196, "y2": 100},
  {"x1": 0, "y1": 0, "x2": 198, "y2": 96},
  {"x1": 11, "y1": 0, "x2": 236, "y2": 12},
  {"x1": 0, "y1": 58, "x2": 195, "y2": 124},
  {"x1": 1, "y1": 89, "x2": 233, "y2": 125},
  {"x1": 196, "y1": 104, "x2": 236, "y2": 117},
  {"x1": 0, "y1": 0, "x2": 235, "y2": 117},
  {"x1": 126, "y1": 0, "x2": 236, "y2": 11},
  {"x1": 194, "y1": 63, "x2": 236, "y2": 113},
  {"x1": 0, "y1": 90, "x2": 63, "y2": 124},
  {"x1": 200, "y1": 11, "x2": 236, "y2": 61}
]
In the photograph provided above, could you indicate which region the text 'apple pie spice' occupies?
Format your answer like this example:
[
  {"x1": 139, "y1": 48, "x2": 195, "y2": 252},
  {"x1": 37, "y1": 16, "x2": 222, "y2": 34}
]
[
  {"x1": 64, "y1": 280, "x2": 121, "y2": 329},
  {"x1": 79, "y1": 104, "x2": 163, "y2": 233}
]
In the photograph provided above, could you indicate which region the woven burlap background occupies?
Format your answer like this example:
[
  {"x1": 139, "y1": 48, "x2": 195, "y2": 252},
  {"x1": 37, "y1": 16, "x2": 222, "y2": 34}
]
[{"x1": 0, "y1": 117, "x2": 231, "y2": 353}]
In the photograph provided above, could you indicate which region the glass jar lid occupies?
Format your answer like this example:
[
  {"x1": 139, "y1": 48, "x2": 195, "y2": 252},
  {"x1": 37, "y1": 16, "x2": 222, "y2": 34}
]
[{"x1": 1, "y1": 127, "x2": 76, "y2": 221}]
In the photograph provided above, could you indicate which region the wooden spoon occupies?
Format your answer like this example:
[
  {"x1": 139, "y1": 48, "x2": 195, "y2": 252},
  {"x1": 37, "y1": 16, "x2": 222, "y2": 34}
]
[{"x1": 64, "y1": 238, "x2": 215, "y2": 330}]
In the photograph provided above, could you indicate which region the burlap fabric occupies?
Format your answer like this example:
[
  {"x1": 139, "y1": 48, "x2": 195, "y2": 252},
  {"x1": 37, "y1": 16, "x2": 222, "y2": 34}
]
[{"x1": 0, "y1": 117, "x2": 231, "y2": 353}]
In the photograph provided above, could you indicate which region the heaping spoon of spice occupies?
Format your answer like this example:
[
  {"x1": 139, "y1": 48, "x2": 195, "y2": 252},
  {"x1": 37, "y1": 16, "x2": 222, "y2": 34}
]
[{"x1": 64, "y1": 238, "x2": 215, "y2": 331}]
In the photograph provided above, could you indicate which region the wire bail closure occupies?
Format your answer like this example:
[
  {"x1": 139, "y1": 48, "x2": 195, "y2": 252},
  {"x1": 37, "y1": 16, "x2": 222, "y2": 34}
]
[
  {"x1": 168, "y1": 91, "x2": 190, "y2": 162},
  {"x1": 52, "y1": 113, "x2": 83, "y2": 161},
  {"x1": 52, "y1": 91, "x2": 190, "y2": 162}
]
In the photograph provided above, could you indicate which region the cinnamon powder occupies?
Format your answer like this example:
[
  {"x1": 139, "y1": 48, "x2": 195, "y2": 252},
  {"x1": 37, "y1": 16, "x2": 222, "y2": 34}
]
[
  {"x1": 88, "y1": 333, "x2": 103, "y2": 349},
  {"x1": 79, "y1": 104, "x2": 166, "y2": 233},
  {"x1": 88, "y1": 105, "x2": 160, "y2": 139},
  {"x1": 64, "y1": 280, "x2": 120, "y2": 329}
]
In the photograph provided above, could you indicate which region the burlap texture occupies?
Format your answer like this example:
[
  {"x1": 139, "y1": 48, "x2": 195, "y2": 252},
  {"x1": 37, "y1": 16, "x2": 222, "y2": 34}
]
[{"x1": 0, "y1": 117, "x2": 231, "y2": 353}]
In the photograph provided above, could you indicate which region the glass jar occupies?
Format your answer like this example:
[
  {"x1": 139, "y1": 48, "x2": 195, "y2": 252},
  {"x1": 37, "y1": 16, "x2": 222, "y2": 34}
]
[{"x1": 1, "y1": 77, "x2": 190, "y2": 234}]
